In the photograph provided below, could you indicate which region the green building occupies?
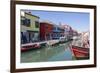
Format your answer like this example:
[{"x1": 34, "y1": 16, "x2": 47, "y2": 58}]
[{"x1": 21, "y1": 11, "x2": 40, "y2": 44}]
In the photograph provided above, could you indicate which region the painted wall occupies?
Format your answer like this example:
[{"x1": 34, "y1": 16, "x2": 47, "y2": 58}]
[
  {"x1": 21, "y1": 12, "x2": 40, "y2": 43},
  {"x1": 52, "y1": 25, "x2": 64, "y2": 39},
  {"x1": 40, "y1": 22, "x2": 53, "y2": 40},
  {"x1": 25, "y1": 13, "x2": 39, "y2": 31},
  {"x1": 21, "y1": 12, "x2": 40, "y2": 32}
]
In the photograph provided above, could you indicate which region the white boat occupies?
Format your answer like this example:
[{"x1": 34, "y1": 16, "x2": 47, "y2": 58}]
[{"x1": 59, "y1": 37, "x2": 67, "y2": 42}]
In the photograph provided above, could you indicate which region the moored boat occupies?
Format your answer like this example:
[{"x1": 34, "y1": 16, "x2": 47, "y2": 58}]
[
  {"x1": 71, "y1": 31, "x2": 90, "y2": 60},
  {"x1": 21, "y1": 43, "x2": 41, "y2": 52},
  {"x1": 71, "y1": 45, "x2": 89, "y2": 60}
]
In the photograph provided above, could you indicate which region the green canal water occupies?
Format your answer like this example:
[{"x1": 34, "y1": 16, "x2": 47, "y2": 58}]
[{"x1": 21, "y1": 41, "x2": 74, "y2": 63}]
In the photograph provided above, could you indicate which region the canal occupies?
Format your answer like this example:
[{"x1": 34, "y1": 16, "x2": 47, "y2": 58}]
[{"x1": 21, "y1": 41, "x2": 74, "y2": 63}]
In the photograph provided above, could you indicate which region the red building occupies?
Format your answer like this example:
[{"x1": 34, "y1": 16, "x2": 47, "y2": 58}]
[{"x1": 40, "y1": 21, "x2": 53, "y2": 41}]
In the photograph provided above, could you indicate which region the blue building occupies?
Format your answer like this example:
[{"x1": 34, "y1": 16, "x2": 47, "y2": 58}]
[{"x1": 52, "y1": 25, "x2": 64, "y2": 40}]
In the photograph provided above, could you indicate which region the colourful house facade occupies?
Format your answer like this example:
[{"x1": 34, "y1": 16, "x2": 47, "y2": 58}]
[
  {"x1": 21, "y1": 11, "x2": 40, "y2": 44},
  {"x1": 40, "y1": 21, "x2": 53, "y2": 41},
  {"x1": 62, "y1": 24, "x2": 74, "y2": 40},
  {"x1": 52, "y1": 25, "x2": 64, "y2": 39}
]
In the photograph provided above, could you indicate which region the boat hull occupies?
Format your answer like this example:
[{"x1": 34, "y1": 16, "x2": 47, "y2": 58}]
[
  {"x1": 21, "y1": 44, "x2": 41, "y2": 52},
  {"x1": 71, "y1": 45, "x2": 89, "y2": 60}
]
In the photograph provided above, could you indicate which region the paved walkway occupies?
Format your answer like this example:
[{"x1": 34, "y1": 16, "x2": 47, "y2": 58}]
[{"x1": 21, "y1": 40, "x2": 59, "y2": 47}]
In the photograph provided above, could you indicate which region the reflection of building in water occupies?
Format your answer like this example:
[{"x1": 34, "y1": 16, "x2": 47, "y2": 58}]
[{"x1": 21, "y1": 11, "x2": 40, "y2": 44}]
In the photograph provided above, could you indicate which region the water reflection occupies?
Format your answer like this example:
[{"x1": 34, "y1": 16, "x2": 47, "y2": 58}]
[{"x1": 21, "y1": 41, "x2": 73, "y2": 63}]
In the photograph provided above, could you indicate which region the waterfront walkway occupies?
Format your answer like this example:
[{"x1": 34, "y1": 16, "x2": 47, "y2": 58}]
[{"x1": 21, "y1": 40, "x2": 59, "y2": 47}]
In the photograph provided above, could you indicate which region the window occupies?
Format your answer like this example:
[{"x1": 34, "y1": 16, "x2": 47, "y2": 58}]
[
  {"x1": 21, "y1": 17, "x2": 30, "y2": 27},
  {"x1": 53, "y1": 27, "x2": 56, "y2": 30},
  {"x1": 57, "y1": 27, "x2": 64, "y2": 32},
  {"x1": 25, "y1": 18, "x2": 30, "y2": 27},
  {"x1": 21, "y1": 17, "x2": 25, "y2": 25},
  {"x1": 35, "y1": 21, "x2": 39, "y2": 28}
]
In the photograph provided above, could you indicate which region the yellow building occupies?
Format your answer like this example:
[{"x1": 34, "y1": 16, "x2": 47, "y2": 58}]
[{"x1": 21, "y1": 11, "x2": 40, "y2": 44}]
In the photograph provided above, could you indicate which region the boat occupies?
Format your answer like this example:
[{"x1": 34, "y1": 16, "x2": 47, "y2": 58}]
[
  {"x1": 59, "y1": 37, "x2": 68, "y2": 43},
  {"x1": 71, "y1": 45, "x2": 89, "y2": 60},
  {"x1": 21, "y1": 43, "x2": 41, "y2": 52},
  {"x1": 71, "y1": 32, "x2": 90, "y2": 60}
]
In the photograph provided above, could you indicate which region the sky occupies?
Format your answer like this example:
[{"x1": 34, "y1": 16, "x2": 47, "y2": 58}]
[{"x1": 22, "y1": 10, "x2": 90, "y2": 33}]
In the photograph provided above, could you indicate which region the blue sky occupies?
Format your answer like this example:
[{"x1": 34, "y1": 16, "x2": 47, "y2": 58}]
[{"x1": 22, "y1": 10, "x2": 90, "y2": 32}]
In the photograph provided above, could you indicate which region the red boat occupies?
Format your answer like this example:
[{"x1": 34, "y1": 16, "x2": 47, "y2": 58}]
[
  {"x1": 21, "y1": 43, "x2": 40, "y2": 52},
  {"x1": 71, "y1": 45, "x2": 89, "y2": 60},
  {"x1": 71, "y1": 32, "x2": 90, "y2": 60}
]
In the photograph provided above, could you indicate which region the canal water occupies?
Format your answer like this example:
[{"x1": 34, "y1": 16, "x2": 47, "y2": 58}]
[{"x1": 21, "y1": 41, "x2": 74, "y2": 63}]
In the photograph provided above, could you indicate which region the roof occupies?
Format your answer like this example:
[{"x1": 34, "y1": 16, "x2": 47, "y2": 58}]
[
  {"x1": 25, "y1": 12, "x2": 40, "y2": 18},
  {"x1": 40, "y1": 20, "x2": 54, "y2": 25}
]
